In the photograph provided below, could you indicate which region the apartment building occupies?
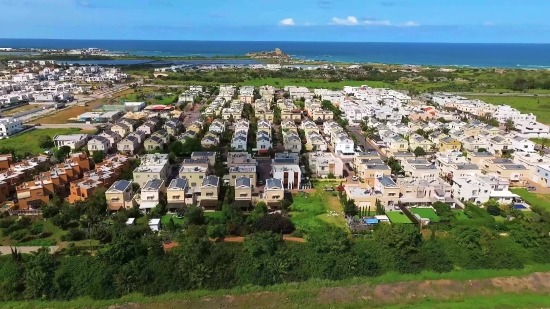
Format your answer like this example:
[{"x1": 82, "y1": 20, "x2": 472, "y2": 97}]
[
  {"x1": 132, "y1": 154, "x2": 170, "y2": 188},
  {"x1": 0, "y1": 117, "x2": 23, "y2": 139},
  {"x1": 308, "y1": 152, "x2": 344, "y2": 178}
]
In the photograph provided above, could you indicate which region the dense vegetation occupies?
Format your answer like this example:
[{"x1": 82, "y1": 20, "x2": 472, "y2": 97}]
[
  {"x1": 134, "y1": 66, "x2": 550, "y2": 93},
  {"x1": 1, "y1": 192, "x2": 550, "y2": 302}
]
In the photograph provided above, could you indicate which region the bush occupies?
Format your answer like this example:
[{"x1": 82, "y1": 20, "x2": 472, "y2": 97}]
[
  {"x1": 9, "y1": 229, "x2": 27, "y2": 241},
  {"x1": 61, "y1": 228, "x2": 86, "y2": 242},
  {"x1": 29, "y1": 223, "x2": 44, "y2": 236},
  {"x1": 254, "y1": 214, "x2": 295, "y2": 234},
  {"x1": 16, "y1": 239, "x2": 56, "y2": 246}
]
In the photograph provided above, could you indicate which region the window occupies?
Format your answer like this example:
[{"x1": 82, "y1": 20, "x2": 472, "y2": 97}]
[
  {"x1": 191, "y1": 183, "x2": 197, "y2": 187},
  {"x1": 199, "y1": 175, "x2": 203, "y2": 179},
  {"x1": 232, "y1": 175, "x2": 236, "y2": 179}
]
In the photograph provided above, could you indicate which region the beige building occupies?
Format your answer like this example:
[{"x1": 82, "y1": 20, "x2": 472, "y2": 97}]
[
  {"x1": 132, "y1": 154, "x2": 170, "y2": 188},
  {"x1": 264, "y1": 178, "x2": 284, "y2": 208},
  {"x1": 234, "y1": 176, "x2": 253, "y2": 208},
  {"x1": 166, "y1": 178, "x2": 195, "y2": 212},
  {"x1": 229, "y1": 165, "x2": 257, "y2": 187},
  {"x1": 105, "y1": 180, "x2": 136, "y2": 211},
  {"x1": 199, "y1": 175, "x2": 220, "y2": 211},
  {"x1": 308, "y1": 152, "x2": 344, "y2": 178}
]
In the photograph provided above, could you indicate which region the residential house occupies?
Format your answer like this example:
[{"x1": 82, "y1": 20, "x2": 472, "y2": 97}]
[
  {"x1": 386, "y1": 135, "x2": 408, "y2": 152},
  {"x1": 53, "y1": 134, "x2": 89, "y2": 149},
  {"x1": 229, "y1": 165, "x2": 257, "y2": 186},
  {"x1": 447, "y1": 163, "x2": 483, "y2": 181},
  {"x1": 144, "y1": 135, "x2": 164, "y2": 151},
  {"x1": 151, "y1": 130, "x2": 170, "y2": 144},
  {"x1": 179, "y1": 164, "x2": 208, "y2": 188},
  {"x1": 409, "y1": 134, "x2": 434, "y2": 152},
  {"x1": 438, "y1": 137, "x2": 461, "y2": 152},
  {"x1": 166, "y1": 178, "x2": 195, "y2": 212},
  {"x1": 308, "y1": 152, "x2": 344, "y2": 178},
  {"x1": 397, "y1": 177, "x2": 454, "y2": 206},
  {"x1": 234, "y1": 176, "x2": 253, "y2": 208},
  {"x1": 105, "y1": 180, "x2": 136, "y2": 211},
  {"x1": 487, "y1": 136, "x2": 512, "y2": 155},
  {"x1": 199, "y1": 175, "x2": 220, "y2": 211},
  {"x1": 435, "y1": 151, "x2": 469, "y2": 177},
  {"x1": 305, "y1": 131, "x2": 327, "y2": 151},
  {"x1": 511, "y1": 136, "x2": 536, "y2": 153},
  {"x1": 401, "y1": 158, "x2": 438, "y2": 179},
  {"x1": 191, "y1": 151, "x2": 217, "y2": 165},
  {"x1": 163, "y1": 118, "x2": 183, "y2": 136},
  {"x1": 201, "y1": 133, "x2": 219, "y2": 148},
  {"x1": 87, "y1": 135, "x2": 111, "y2": 154},
  {"x1": 111, "y1": 122, "x2": 131, "y2": 138},
  {"x1": 461, "y1": 136, "x2": 486, "y2": 152},
  {"x1": 98, "y1": 131, "x2": 122, "y2": 148},
  {"x1": 133, "y1": 154, "x2": 170, "y2": 188},
  {"x1": 357, "y1": 161, "x2": 391, "y2": 186},
  {"x1": 117, "y1": 135, "x2": 140, "y2": 154},
  {"x1": 138, "y1": 179, "x2": 165, "y2": 213},
  {"x1": 208, "y1": 119, "x2": 226, "y2": 134},
  {"x1": 467, "y1": 151, "x2": 497, "y2": 165},
  {"x1": 264, "y1": 178, "x2": 284, "y2": 208},
  {"x1": 272, "y1": 163, "x2": 301, "y2": 190}
]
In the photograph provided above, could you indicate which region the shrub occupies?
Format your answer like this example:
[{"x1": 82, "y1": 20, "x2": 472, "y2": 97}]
[{"x1": 10, "y1": 229, "x2": 27, "y2": 241}]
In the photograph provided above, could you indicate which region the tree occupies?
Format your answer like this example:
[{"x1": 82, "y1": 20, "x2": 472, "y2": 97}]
[
  {"x1": 181, "y1": 138, "x2": 202, "y2": 156},
  {"x1": 91, "y1": 150, "x2": 105, "y2": 163},
  {"x1": 169, "y1": 141, "x2": 185, "y2": 157},
  {"x1": 244, "y1": 231, "x2": 282, "y2": 257},
  {"x1": 540, "y1": 137, "x2": 548, "y2": 154},
  {"x1": 504, "y1": 118, "x2": 515, "y2": 132},
  {"x1": 207, "y1": 224, "x2": 226, "y2": 239},
  {"x1": 413, "y1": 146, "x2": 427, "y2": 157},
  {"x1": 38, "y1": 135, "x2": 54, "y2": 149},
  {"x1": 54, "y1": 146, "x2": 71, "y2": 161},
  {"x1": 254, "y1": 213, "x2": 295, "y2": 234},
  {"x1": 221, "y1": 204, "x2": 244, "y2": 225},
  {"x1": 375, "y1": 223, "x2": 422, "y2": 253},
  {"x1": 186, "y1": 205, "x2": 205, "y2": 225},
  {"x1": 375, "y1": 199, "x2": 385, "y2": 215},
  {"x1": 386, "y1": 157, "x2": 404, "y2": 176},
  {"x1": 342, "y1": 199, "x2": 358, "y2": 216}
]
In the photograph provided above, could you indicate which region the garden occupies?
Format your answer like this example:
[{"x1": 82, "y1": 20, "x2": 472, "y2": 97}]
[
  {"x1": 410, "y1": 208, "x2": 441, "y2": 222},
  {"x1": 289, "y1": 190, "x2": 347, "y2": 233}
]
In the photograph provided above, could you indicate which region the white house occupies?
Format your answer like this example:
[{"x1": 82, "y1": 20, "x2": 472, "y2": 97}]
[
  {"x1": 333, "y1": 134, "x2": 355, "y2": 155},
  {"x1": 87, "y1": 136, "x2": 111, "y2": 154},
  {"x1": 231, "y1": 133, "x2": 247, "y2": 150},
  {"x1": 0, "y1": 117, "x2": 23, "y2": 139},
  {"x1": 511, "y1": 136, "x2": 536, "y2": 153},
  {"x1": 53, "y1": 134, "x2": 90, "y2": 149},
  {"x1": 139, "y1": 179, "x2": 165, "y2": 213}
]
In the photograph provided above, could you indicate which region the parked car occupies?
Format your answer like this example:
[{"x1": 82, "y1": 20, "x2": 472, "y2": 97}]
[
  {"x1": 351, "y1": 176, "x2": 358, "y2": 181},
  {"x1": 526, "y1": 186, "x2": 536, "y2": 191}
]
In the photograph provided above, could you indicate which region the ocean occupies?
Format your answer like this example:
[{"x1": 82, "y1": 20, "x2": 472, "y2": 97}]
[{"x1": 1, "y1": 39, "x2": 550, "y2": 68}]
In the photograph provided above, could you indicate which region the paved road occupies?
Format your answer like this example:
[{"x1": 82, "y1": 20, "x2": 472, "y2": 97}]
[
  {"x1": 348, "y1": 126, "x2": 387, "y2": 159},
  {"x1": 35, "y1": 124, "x2": 98, "y2": 130}
]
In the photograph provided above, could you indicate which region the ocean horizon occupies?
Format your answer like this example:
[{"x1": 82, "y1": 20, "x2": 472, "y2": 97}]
[{"x1": 2, "y1": 38, "x2": 550, "y2": 69}]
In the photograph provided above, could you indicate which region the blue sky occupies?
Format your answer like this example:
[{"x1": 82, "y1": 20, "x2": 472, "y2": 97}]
[{"x1": 1, "y1": 0, "x2": 550, "y2": 42}]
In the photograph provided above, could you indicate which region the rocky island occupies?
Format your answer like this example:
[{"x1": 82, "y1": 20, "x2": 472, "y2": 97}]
[{"x1": 246, "y1": 48, "x2": 291, "y2": 62}]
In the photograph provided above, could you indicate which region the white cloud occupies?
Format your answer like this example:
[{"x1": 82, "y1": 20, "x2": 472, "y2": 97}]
[
  {"x1": 402, "y1": 21, "x2": 419, "y2": 27},
  {"x1": 279, "y1": 18, "x2": 295, "y2": 26},
  {"x1": 331, "y1": 16, "x2": 359, "y2": 25}
]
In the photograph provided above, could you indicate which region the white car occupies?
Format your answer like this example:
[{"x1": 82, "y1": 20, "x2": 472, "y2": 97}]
[{"x1": 351, "y1": 176, "x2": 358, "y2": 181}]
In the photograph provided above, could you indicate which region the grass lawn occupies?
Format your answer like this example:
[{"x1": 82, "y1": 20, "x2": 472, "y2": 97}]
[
  {"x1": 465, "y1": 95, "x2": 550, "y2": 124},
  {"x1": 161, "y1": 214, "x2": 184, "y2": 225},
  {"x1": 453, "y1": 210, "x2": 470, "y2": 221},
  {"x1": 409, "y1": 208, "x2": 440, "y2": 222},
  {"x1": 386, "y1": 211, "x2": 413, "y2": 224},
  {"x1": 289, "y1": 190, "x2": 347, "y2": 233},
  {"x1": 0, "y1": 128, "x2": 94, "y2": 155},
  {"x1": 239, "y1": 78, "x2": 391, "y2": 89},
  {"x1": 511, "y1": 188, "x2": 550, "y2": 211},
  {"x1": 204, "y1": 212, "x2": 224, "y2": 219}
]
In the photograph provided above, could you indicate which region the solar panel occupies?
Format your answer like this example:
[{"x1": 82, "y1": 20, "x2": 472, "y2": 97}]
[{"x1": 114, "y1": 180, "x2": 130, "y2": 191}]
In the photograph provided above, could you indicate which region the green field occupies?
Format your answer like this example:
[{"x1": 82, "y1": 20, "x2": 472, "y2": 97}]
[
  {"x1": 465, "y1": 95, "x2": 550, "y2": 124},
  {"x1": 511, "y1": 188, "x2": 550, "y2": 211},
  {"x1": 386, "y1": 211, "x2": 413, "y2": 224},
  {"x1": 239, "y1": 78, "x2": 391, "y2": 89},
  {"x1": 289, "y1": 191, "x2": 347, "y2": 233},
  {"x1": 410, "y1": 208, "x2": 440, "y2": 222},
  {"x1": 452, "y1": 210, "x2": 470, "y2": 221},
  {"x1": 0, "y1": 128, "x2": 94, "y2": 155}
]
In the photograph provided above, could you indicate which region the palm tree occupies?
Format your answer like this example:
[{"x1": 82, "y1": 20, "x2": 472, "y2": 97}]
[
  {"x1": 540, "y1": 137, "x2": 548, "y2": 154},
  {"x1": 504, "y1": 118, "x2": 515, "y2": 132}
]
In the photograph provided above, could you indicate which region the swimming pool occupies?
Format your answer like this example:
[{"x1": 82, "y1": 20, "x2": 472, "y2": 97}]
[{"x1": 514, "y1": 204, "x2": 527, "y2": 209}]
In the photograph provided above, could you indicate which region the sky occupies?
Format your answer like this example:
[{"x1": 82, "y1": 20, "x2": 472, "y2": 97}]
[{"x1": 1, "y1": 0, "x2": 550, "y2": 43}]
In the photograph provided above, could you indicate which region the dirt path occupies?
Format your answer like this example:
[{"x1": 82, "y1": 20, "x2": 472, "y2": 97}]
[{"x1": 110, "y1": 271, "x2": 550, "y2": 309}]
